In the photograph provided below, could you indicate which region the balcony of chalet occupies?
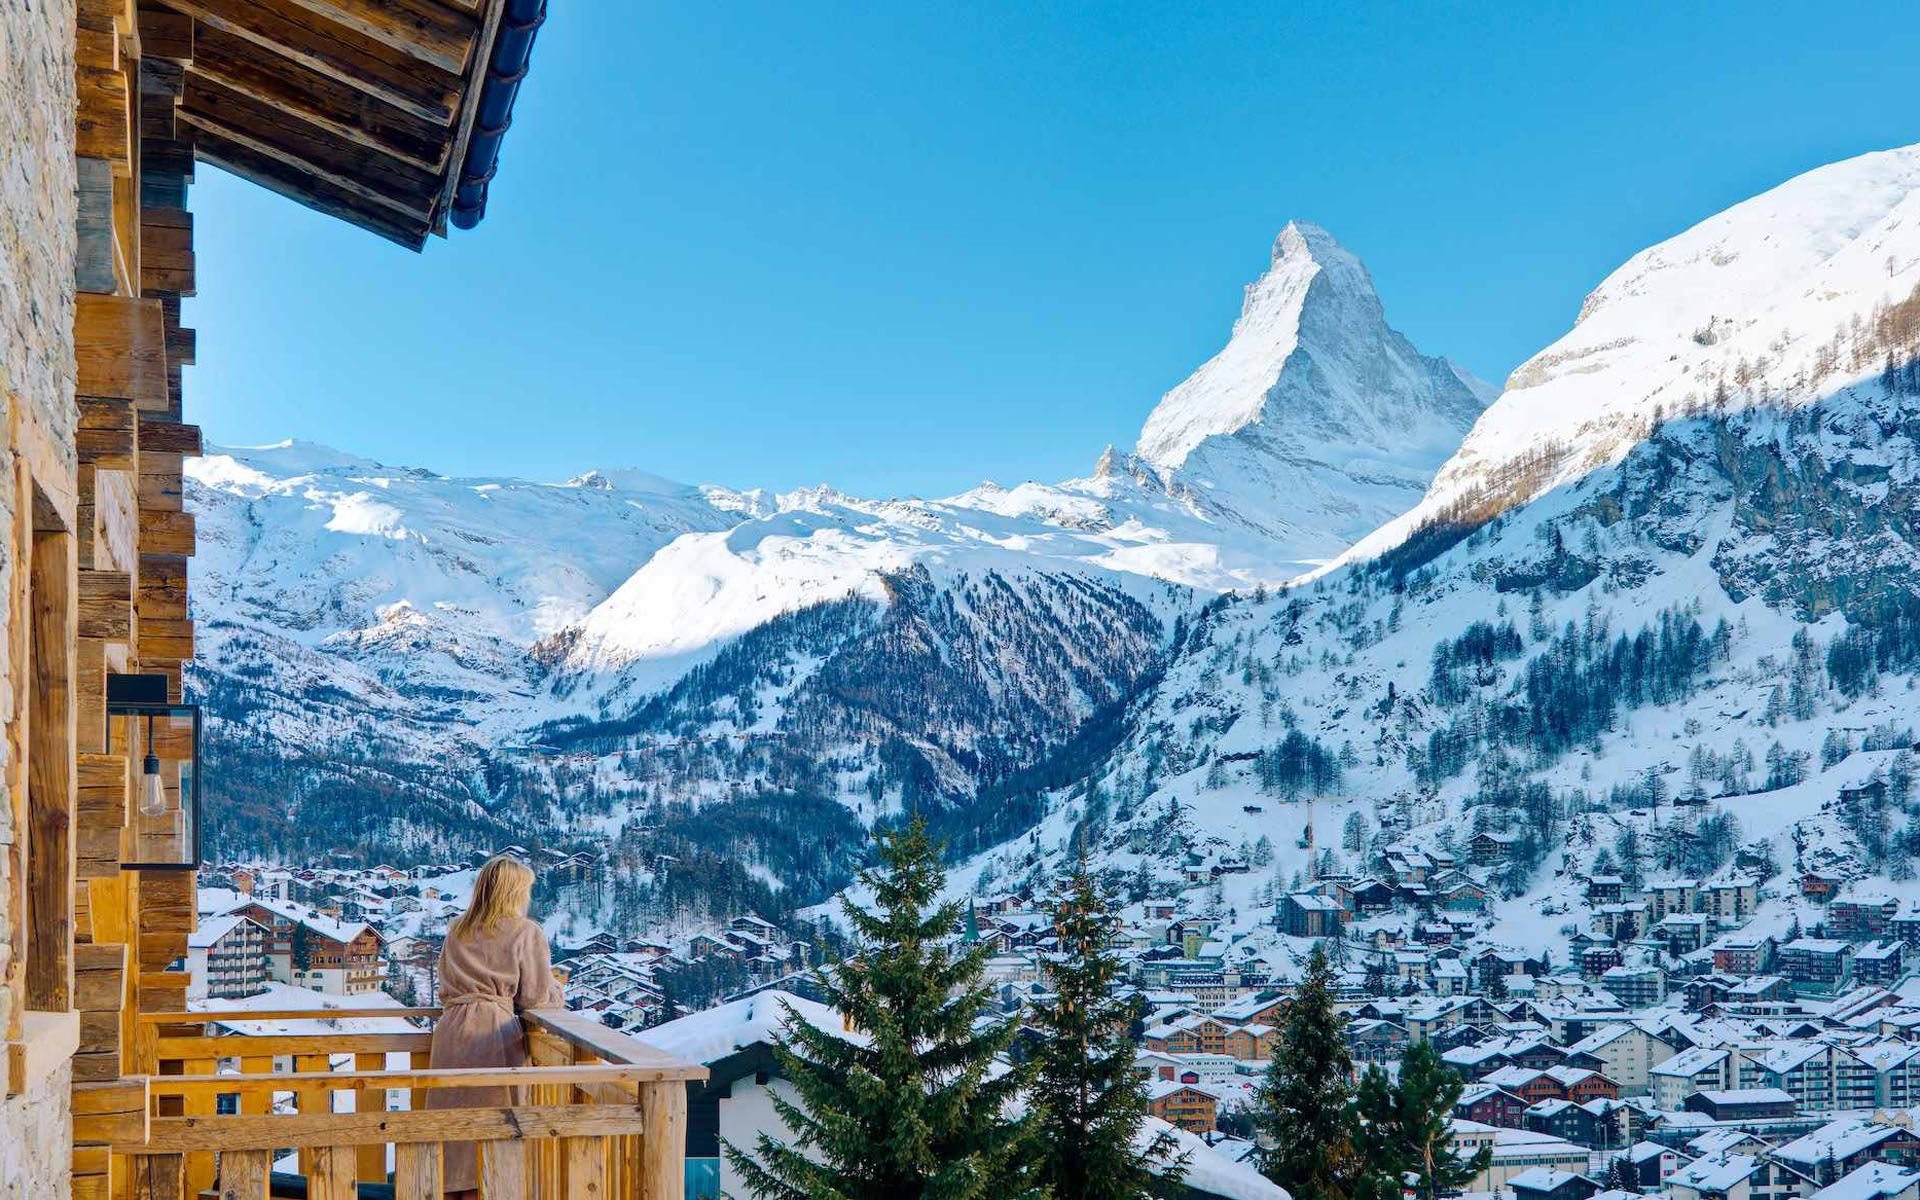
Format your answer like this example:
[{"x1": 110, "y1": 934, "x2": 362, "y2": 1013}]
[
  {"x1": 20, "y1": 1, "x2": 709, "y2": 1198},
  {"x1": 95, "y1": 1000, "x2": 706, "y2": 1199}
]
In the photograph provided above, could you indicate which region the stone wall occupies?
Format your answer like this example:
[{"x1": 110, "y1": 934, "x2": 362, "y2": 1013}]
[
  {"x1": 0, "y1": 1059, "x2": 73, "y2": 1199},
  {"x1": 1, "y1": 0, "x2": 77, "y2": 1195}
]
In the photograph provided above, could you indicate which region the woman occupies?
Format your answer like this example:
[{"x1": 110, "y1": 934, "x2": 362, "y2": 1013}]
[{"x1": 428, "y1": 854, "x2": 562, "y2": 1197}]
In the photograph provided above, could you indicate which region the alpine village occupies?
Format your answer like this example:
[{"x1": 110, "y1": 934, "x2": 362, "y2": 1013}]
[{"x1": 11, "y1": 6, "x2": 1920, "y2": 1200}]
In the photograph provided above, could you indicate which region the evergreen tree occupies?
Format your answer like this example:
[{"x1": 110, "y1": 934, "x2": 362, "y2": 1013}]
[
  {"x1": 1602, "y1": 1157, "x2": 1635, "y2": 1191},
  {"x1": 725, "y1": 818, "x2": 1042, "y2": 1200},
  {"x1": 1253, "y1": 944, "x2": 1360, "y2": 1200},
  {"x1": 1030, "y1": 867, "x2": 1186, "y2": 1200},
  {"x1": 1350, "y1": 1066, "x2": 1405, "y2": 1200},
  {"x1": 1362, "y1": 1040, "x2": 1491, "y2": 1200}
]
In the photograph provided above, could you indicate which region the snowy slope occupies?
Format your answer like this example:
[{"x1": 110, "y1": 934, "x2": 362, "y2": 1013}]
[
  {"x1": 1346, "y1": 142, "x2": 1920, "y2": 567},
  {"x1": 189, "y1": 440, "x2": 752, "y2": 705}
]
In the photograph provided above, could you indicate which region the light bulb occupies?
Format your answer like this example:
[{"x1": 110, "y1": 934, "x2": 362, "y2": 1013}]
[{"x1": 139, "y1": 754, "x2": 167, "y2": 817}]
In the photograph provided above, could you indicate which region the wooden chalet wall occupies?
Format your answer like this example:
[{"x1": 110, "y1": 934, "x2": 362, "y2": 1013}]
[
  {"x1": 59, "y1": 3, "x2": 205, "y2": 1196},
  {"x1": 56, "y1": 2, "x2": 517, "y2": 1195}
]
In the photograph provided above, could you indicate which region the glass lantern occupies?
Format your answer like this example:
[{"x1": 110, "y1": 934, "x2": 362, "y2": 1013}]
[{"x1": 107, "y1": 673, "x2": 202, "y2": 870}]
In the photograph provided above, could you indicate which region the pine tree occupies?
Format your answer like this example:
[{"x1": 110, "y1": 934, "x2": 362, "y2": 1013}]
[
  {"x1": 1030, "y1": 867, "x2": 1186, "y2": 1200},
  {"x1": 1253, "y1": 944, "x2": 1361, "y2": 1200},
  {"x1": 724, "y1": 818, "x2": 1043, "y2": 1200}
]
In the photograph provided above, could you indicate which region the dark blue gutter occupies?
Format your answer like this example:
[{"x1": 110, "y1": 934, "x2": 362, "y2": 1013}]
[{"x1": 449, "y1": 0, "x2": 547, "y2": 230}]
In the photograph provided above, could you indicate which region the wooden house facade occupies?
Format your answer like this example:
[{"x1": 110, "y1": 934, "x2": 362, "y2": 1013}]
[{"x1": 0, "y1": 2, "x2": 707, "y2": 1197}]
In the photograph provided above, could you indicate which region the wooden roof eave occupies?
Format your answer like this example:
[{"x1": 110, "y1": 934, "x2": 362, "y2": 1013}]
[{"x1": 151, "y1": 0, "x2": 515, "y2": 248}]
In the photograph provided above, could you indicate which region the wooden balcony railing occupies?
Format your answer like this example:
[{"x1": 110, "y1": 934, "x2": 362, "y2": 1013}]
[{"x1": 109, "y1": 1005, "x2": 707, "y2": 1199}]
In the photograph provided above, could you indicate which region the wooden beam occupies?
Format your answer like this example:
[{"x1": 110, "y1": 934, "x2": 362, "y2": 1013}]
[
  {"x1": 133, "y1": 1102, "x2": 656, "y2": 1153},
  {"x1": 189, "y1": 23, "x2": 448, "y2": 172},
  {"x1": 138, "y1": 509, "x2": 195, "y2": 559},
  {"x1": 136, "y1": 561, "x2": 188, "y2": 622},
  {"x1": 74, "y1": 944, "x2": 126, "y2": 1011},
  {"x1": 146, "y1": 1063, "x2": 704, "y2": 1098},
  {"x1": 193, "y1": 129, "x2": 427, "y2": 250},
  {"x1": 137, "y1": 418, "x2": 202, "y2": 457},
  {"x1": 435, "y1": 0, "x2": 501, "y2": 233},
  {"x1": 139, "y1": 208, "x2": 195, "y2": 297},
  {"x1": 277, "y1": 0, "x2": 478, "y2": 76},
  {"x1": 94, "y1": 469, "x2": 141, "y2": 575},
  {"x1": 136, "y1": 617, "x2": 194, "y2": 662},
  {"x1": 138, "y1": 450, "x2": 185, "y2": 511},
  {"x1": 164, "y1": 321, "x2": 196, "y2": 367},
  {"x1": 75, "y1": 754, "x2": 128, "y2": 879},
  {"x1": 159, "y1": 0, "x2": 463, "y2": 124},
  {"x1": 78, "y1": 572, "x2": 134, "y2": 641},
  {"x1": 76, "y1": 157, "x2": 119, "y2": 293},
  {"x1": 73, "y1": 1078, "x2": 150, "y2": 1144},
  {"x1": 76, "y1": 63, "x2": 133, "y2": 171},
  {"x1": 138, "y1": 7, "x2": 196, "y2": 61},
  {"x1": 178, "y1": 74, "x2": 438, "y2": 217},
  {"x1": 27, "y1": 529, "x2": 78, "y2": 1011},
  {"x1": 128, "y1": 1151, "x2": 184, "y2": 1200},
  {"x1": 78, "y1": 398, "x2": 138, "y2": 469},
  {"x1": 75, "y1": 293, "x2": 170, "y2": 411}
]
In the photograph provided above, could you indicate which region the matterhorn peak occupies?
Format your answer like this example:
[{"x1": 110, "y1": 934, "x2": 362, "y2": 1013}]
[
  {"x1": 1130, "y1": 221, "x2": 1487, "y2": 552},
  {"x1": 1269, "y1": 219, "x2": 1344, "y2": 266}
]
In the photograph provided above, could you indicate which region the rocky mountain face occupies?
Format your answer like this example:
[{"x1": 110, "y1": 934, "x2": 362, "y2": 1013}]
[
  {"x1": 1136, "y1": 221, "x2": 1491, "y2": 566},
  {"x1": 955, "y1": 143, "x2": 1920, "y2": 978},
  {"x1": 187, "y1": 222, "x2": 1482, "y2": 931}
]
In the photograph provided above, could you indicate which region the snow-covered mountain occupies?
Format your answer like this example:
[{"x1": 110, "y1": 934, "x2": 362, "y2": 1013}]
[
  {"x1": 1136, "y1": 220, "x2": 1491, "y2": 563},
  {"x1": 953, "y1": 142, "x2": 1920, "y2": 982},
  {"x1": 1345, "y1": 142, "x2": 1920, "y2": 568},
  {"x1": 197, "y1": 132, "x2": 1920, "y2": 976},
  {"x1": 552, "y1": 223, "x2": 1488, "y2": 678},
  {"x1": 188, "y1": 221, "x2": 1482, "y2": 894}
]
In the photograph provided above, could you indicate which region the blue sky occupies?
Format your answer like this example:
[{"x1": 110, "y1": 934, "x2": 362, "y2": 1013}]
[{"x1": 187, "y1": 2, "x2": 1920, "y2": 497}]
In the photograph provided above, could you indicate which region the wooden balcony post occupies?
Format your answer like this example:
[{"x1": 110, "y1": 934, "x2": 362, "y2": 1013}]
[
  {"x1": 308, "y1": 1144, "x2": 357, "y2": 1200},
  {"x1": 564, "y1": 1135, "x2": 608, "y2": 1198},
  {"x1": 394, "y1": 1142, "x2": 442, "y2": 1200},
  {"x1": 130, "y1": 1151, "x2": 184, "y2": 1199},
  {"x1": 217, "y1": 1148, "x2": 270, "y2": 1200},
  {"x1": 638, "y1": 1080, "x2": 688, "y2": 1200},
  {"x1": 481, "y1": 1138, "x2": 529, "y2": 1199}
]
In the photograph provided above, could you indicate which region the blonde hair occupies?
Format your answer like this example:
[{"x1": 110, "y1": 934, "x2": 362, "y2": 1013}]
[{"x1": 451, "y1": 855, "x2": 535, "y2": 940}]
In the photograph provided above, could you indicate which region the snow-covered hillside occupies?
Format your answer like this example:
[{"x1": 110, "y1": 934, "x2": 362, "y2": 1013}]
[
  {"x1": 955, "y1": 142, "x2": 1920, "y2": 982},
  {"x1": 1346, "y1": 143, "x2": 1920, "y2": 568}
]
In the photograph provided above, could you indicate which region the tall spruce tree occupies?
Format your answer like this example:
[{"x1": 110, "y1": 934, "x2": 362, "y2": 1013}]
[
  {"x1": 1253, "y1": 944, "x2": 1361, "y2": 1200},
  {"x1": 1350, "y1": 1066, "x2": 1407, "y2": 1200},
  {"x1": 724, "y1": 818, "x2": 1043, "y2": 1200},
  {"x1": 1030, "y1": 866, "x2": 1186, "y2": 1200},
  {"x1": 1356, "y1": 1040, "x2": 1490, "y2": 1200}
]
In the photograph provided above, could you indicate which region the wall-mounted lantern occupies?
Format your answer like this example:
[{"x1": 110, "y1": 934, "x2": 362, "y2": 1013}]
[{"x1": 107, "y1": 673, "x2": 202, "y2": 870}]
